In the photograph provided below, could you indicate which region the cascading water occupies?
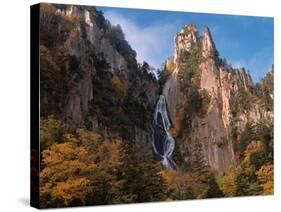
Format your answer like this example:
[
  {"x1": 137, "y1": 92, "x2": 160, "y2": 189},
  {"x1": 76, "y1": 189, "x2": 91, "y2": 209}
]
[{"x1": 152, "y1": 95, "x2": 177, "y2": 169}]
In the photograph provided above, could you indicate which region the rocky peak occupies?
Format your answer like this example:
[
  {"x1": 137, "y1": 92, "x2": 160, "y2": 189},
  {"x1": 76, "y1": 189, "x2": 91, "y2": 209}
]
[
  {"x1": 236, "y1": 68, "x2": 254, "y2": 90},
  {"x1": 55, "y1": 5, "x2": 81, "y2": 17},
  {"x1": 174, "y1": 24, "x2": 199, "y2": 62},
  {"x1": 202, "y1": 26, "x2": 216, "y2": 58},
  {"x1": 162, "y1": 23, "x2": 260, "y2": 173}
]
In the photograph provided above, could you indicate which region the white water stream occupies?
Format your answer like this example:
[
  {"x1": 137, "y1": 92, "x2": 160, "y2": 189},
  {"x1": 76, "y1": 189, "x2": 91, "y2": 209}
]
[{"x1": 152, "y1": 95, "x2": 176, "y2": 169}]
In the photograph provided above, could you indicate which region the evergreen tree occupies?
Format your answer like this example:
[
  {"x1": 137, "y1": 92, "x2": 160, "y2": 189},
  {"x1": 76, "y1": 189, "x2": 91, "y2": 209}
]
[
  {"x1": 204, "y1": 173, "x2": 225, "y2": 198},
  {"x1": 193, "y1": 141, "x2": 209, "y2": 177},
  {"x1": 137, "y1": 152, "x2": 167, "y2": 202},
  {"x1": 117, "y1": 140, "x2": 139, "y2": 203},
  {"x1": 235, "y1": 164, "x2": 262, "y2": 196},
  {"x1": 193, "y1": 141, "x2": 224, "y2": 198},
  {"x1": 117, "y1": 140, "x2": 167, "y2": 203}
]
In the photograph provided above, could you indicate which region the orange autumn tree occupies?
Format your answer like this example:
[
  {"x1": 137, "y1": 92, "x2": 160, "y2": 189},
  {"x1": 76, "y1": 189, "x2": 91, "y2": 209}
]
[
  {"x1": 256, "y1": 163, "x2": 274, "y2": 195},
  {"x1": 160, "y1": 170, "x2": 196, "y2": 200},
  {"x1": 40, "y1": 134, "x2": 96, "y2": 208}
]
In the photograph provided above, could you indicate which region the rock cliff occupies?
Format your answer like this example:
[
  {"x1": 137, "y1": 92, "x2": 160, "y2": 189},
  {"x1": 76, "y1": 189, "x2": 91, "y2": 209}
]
[
  {"x1": 40, "y1": 4, "x2": 273, "y2": 173},
  {"x1": 40, "y1": 4, "x2": 159, "y2": 155},
  {"x1": 162, "y1": 24, "x2": 272, "y2": 173}
]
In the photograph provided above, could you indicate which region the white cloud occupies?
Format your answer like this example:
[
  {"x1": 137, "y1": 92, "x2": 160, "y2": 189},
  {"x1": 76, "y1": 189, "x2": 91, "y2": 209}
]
[
  {"x1": 103, "y1": 11, "x2": 273, "y2": 82},
  {"x1": 103, "y1": 10, "x2": 176, "y2": 69}
]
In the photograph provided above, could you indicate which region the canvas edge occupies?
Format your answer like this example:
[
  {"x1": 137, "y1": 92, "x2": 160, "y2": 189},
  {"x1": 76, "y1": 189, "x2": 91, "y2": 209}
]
[{"x1": 30, "y1": 3, "x2": 40, "y2": 209}]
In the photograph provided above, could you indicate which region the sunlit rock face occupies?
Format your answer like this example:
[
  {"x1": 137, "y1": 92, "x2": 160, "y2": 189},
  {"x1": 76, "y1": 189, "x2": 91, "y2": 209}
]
[
  {"x1": 162, "y1": 70, "x2": 184, "y2": 125},
  {"x1": 173, "y1": 24, "x2": 199, "y2": 65},
  {"x1": 161, "y1": 24, "x2": 269, "y2": 173},
  {"x1": 202, "y1": 27, "x2": 216, "y2": 59},
  {"x1": 55, "y1": 5, "x2": 156, "y2": 124},
  {"x1": 45, "y1": 4, "x2": 160, "y2": 158}
]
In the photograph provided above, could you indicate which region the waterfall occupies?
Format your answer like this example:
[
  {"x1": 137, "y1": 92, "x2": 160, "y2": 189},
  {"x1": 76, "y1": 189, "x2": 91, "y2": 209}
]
[{"x1": 152, "y1": 95, "x2": 177, "y2": 169}]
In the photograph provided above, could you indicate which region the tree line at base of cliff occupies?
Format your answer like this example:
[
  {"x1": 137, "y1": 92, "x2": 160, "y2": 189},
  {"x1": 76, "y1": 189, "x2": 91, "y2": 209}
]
[{"x1": 39, "y1": 116, "x2": 273, "y2": 208}]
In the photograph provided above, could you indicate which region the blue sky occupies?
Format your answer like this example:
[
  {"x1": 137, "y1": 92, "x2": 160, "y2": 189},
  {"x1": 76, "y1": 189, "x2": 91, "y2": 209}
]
[{"x1": 98, "y1": 6, "x2": 273, "y2": 82}]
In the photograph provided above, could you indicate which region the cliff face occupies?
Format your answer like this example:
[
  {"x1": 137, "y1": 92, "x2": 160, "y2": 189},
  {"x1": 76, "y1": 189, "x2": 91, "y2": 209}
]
[
  {"x1": 59, "y1": 7, "x2": 131, "y2": 126},
  {"x1": 40, "y1": 4, "x2": 159, "y2": 154},
  {"x1": 162, "y1": 24, "x2": 272, "y2": 173},
  {"x1": 40, "y1": 4, "x2": 272, "y2": 173}
]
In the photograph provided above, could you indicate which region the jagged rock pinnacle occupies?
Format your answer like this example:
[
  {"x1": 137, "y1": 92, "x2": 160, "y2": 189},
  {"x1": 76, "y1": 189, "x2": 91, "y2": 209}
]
[
  {"x1": 174, "y1": 24, "x2": 199, "y2": 62},
  {"x1": 202, "y1": 26, "x2": 216, "y2": 58}
]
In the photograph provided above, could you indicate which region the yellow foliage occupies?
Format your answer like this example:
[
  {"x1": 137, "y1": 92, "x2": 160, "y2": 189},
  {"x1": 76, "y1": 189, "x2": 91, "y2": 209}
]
[
  {"x1": 245, "y1": 140, "x2": 264, "y2": 156},
  {"x1": 40, "y1": 126, "x2": 134, "y2": 207},
  {"x1": 76, "y1": 128, "x2": 103, "y2": 146},
  {"x1": 41, "y1": 142, "x2": 88, "y2": 166},
  {"x1": 40, "y1": 128, "x2": 125, "y2": 207},
  {"x1": 40, "y1": 45, "x2": 60, "y2": 73},
  {"x1": 243, "y1": 140, "x2": 265, "y2": 164},
  {"x1": 40, "y1": 115, "x2": 63, "y2": 150},
  {"x1": 106, "y1": 139, "x2": 122, "y2": 163},
  {"x1": 63, "y1": 133, "x2": 78, "y2": 143},
  {"x1": 111, "y1": 75, "x2": 128, "y2": 96},
  {"x1": 164, "y1": 59, "x2": 175, "y2": 75},
  {"x1": 160, "y1": 170, "x2": 177, "y2": 184},
  {"x1": 40, "y1": 3, "x2": 56, "y2": 14},
  {"x1": 75, "y1": 129, "x2": 122, "y2": 166},
  {"x1": 217, "y1": 170, "x2": 237, "y2": 197},
  {"x1": 40, "y1": 141, "x2": 96, "y2": 207},
  {"x1": 51, "y1": 178, "x2": 91, "y2": 206},
  {"x1": 256, "y1": 163, "x2": 274, "y2": 195},
  {"x1": 160, "y1": 170, "x2": 198, "y2": 200}
]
